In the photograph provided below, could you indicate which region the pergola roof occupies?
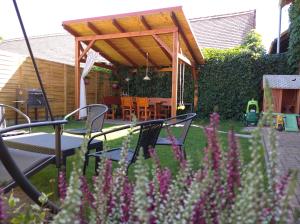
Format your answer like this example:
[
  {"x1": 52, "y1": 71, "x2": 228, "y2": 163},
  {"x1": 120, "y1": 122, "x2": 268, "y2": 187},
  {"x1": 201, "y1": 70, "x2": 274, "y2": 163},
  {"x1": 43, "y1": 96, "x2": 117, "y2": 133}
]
[{"x1": 62, "y1": 6, "x2": 204, "y2": 67}]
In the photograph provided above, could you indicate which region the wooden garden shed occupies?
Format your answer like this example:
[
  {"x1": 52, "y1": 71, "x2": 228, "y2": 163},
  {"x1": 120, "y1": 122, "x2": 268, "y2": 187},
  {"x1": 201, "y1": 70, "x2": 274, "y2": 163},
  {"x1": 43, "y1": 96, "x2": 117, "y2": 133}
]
[
  {"x1": 263, "y1": 75, "x2": 300, "y2": 114},
  {"x1": 62, "y1": 6, "x2": 205, "y2": 117}
]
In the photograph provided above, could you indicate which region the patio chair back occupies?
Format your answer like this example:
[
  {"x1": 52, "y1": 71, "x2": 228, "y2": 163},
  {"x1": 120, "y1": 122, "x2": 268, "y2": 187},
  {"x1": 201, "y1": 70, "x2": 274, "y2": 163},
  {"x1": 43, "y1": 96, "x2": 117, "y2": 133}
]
[
  {"x1": 164, "y1": 113, "x2": 196, "y2": 144},
  {"x1": 0, "y1": 103, "x2": 31, "y2": 136},
  {"x1": 86, "y1": 104, "x2": 107, "y2": 132},
  {"x1": 64, "y1": 104, "x2": 108, "y2": 136},
  {"x1": 133, "y1": 119, "x2": 164, "y2": 160}
]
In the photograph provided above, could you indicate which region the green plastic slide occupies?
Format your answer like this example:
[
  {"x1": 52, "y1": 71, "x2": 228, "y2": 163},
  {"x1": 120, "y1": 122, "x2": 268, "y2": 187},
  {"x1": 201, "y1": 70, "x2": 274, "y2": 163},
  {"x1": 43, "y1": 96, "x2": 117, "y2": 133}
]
[{"x1": 284, "y1": 114, "x2": 299, "y2": 132}]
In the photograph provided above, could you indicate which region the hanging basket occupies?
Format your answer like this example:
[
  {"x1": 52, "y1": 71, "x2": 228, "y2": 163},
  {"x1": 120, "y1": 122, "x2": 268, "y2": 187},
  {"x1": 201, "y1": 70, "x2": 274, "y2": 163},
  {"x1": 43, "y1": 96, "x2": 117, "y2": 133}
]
[{"x1": 112, "y1": 82, "x2": 119, "y2": 89}]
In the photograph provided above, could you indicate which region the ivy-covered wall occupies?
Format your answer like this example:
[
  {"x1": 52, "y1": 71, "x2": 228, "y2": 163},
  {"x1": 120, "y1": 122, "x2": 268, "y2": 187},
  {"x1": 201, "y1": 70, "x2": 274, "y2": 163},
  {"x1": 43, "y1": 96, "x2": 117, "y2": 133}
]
[
  {"x1": 119, "y1": 51, "x2": 289, "y2": 119},
  {"x1": 287, "y1": 0, "x2": 300, "y2": 73},
  {"x1": 199, "y1": 50, "x2": 290, "y2": 119}
]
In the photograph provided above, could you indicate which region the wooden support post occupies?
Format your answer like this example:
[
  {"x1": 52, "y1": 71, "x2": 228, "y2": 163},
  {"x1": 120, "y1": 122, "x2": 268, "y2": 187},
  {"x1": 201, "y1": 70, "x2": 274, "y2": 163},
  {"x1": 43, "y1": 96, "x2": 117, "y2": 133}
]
[
  {"x1": 295, "y1": 89, "x2": 300, "y2": 114},
  {"x1": 75, "y1": 39, "x2": 80, "y2": 111},
  {"x1": 63, "y1": 64, "x2": 67, "y2": 114},
  {"x1": 192, "y1": 66, "x2": 199, "y2": 112},
  {"x1": 171, "y1": 31, "x2": 179, "y2": 117}
]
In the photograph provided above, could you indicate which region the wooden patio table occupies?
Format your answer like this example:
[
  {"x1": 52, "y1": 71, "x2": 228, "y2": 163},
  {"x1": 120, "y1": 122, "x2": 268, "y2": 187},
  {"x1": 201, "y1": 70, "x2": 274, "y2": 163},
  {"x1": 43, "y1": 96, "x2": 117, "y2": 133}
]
[{"x1": 148, "y1": 97, "x2": 171, "y2": 119}]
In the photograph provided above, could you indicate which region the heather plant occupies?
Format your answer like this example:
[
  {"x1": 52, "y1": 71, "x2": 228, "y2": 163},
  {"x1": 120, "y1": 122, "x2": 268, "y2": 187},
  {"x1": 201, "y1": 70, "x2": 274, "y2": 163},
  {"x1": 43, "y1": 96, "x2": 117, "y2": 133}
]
[
  {"x1": 0, "y1": 92, "x2": 296, "y2": 223},
  {"x1": 50, "y1": 105, "x2": 295, "y2": 223}
]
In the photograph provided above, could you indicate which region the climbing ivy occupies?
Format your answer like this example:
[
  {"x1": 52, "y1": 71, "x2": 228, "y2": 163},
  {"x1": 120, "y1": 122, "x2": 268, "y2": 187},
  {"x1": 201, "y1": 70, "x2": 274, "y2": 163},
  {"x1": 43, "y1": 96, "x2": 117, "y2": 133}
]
[
  {"x1": 287, "y1": 0, "x2": 300, "y2": 73},
  {"x1": 199, "y1": 50, "x2": 289, "y2": 119}
]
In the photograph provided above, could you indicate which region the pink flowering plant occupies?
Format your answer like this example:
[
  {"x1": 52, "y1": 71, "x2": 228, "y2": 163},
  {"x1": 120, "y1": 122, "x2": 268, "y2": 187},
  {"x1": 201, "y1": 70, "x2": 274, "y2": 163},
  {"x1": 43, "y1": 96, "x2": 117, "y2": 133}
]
[
  {"x1": 50, "y1": 109, "x2": 295, "y2": 223},
  {"x1": 0, "y1": 88, "x2": 296, "y2": 223}
]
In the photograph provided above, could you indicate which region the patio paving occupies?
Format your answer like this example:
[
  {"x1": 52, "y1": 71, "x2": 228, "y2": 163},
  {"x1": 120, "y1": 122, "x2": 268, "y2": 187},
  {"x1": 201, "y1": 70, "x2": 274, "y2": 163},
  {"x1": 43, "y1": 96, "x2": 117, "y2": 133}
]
[{"x1": 261, "y1": 128, "x2": 300, "y2": 223}]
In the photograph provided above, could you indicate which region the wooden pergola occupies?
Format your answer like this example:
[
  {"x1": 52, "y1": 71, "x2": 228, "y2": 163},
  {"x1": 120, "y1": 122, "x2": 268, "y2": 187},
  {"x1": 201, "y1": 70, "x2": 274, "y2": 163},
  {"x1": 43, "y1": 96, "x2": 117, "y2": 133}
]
[{"x1": 62, "y1": 6, "x2": 204, "y2": 117}]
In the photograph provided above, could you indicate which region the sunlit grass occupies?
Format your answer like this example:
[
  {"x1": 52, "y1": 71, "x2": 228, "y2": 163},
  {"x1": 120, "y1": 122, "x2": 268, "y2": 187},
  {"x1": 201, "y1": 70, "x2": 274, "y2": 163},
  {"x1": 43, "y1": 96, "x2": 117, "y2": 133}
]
[{"x1": 28, "y1": 119, "x2": 252, "y2": 199}]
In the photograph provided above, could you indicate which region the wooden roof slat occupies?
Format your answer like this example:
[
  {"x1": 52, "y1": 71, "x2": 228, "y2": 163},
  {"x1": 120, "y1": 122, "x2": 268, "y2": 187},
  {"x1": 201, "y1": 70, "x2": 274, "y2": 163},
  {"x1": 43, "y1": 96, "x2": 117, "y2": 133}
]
[
  {"x1": 112, "y1": 19, "x2": 158, "y2": 67},
  {"x1": 170, "y1": 12, "x2": 197, "y2": 64},
  {"x1": 77, "y1": 27, "x2": 177, "y2": 41},
  {"x1": 87, "y1": 22, "x2": 137, "y2": 67},
  {"x1": 89, "y1": 44, "x2": 117, "y2": 65},
  {"x1": 62, "y1": 24, "x2": 80, "y2": 37},
  {"x1": 140, "y1": 15, "x2": 172, "y2": 62}
]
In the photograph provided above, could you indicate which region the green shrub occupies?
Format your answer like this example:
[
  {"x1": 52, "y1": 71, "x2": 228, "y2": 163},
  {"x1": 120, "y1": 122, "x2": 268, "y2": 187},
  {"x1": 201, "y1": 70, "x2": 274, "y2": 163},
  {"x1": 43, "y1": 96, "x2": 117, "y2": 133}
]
[
  {"x1": 288, "y1": 0, "x2": 300, "y2": 73},
  {"x1": 199, "y1": 50, "x2": 290, "y2": 119}
]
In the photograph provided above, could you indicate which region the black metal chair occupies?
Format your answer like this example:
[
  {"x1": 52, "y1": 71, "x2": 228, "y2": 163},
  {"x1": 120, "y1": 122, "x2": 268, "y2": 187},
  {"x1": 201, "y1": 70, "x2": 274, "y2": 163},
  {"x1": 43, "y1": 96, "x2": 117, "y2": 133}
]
[
  {"x1": 87, "y1": 119, "x2": 164, "y2": 174},
  {"x1": 0, "y1": 120, "x2": 67, "y2": 214},
  {"x1": 0, "y1": 103, "x2": 31, "y2": 137},
  {"x1": 63, "y1": 104, "x2": 108, "y2": 138},
  {"x1": 156, "y1": 113, "x2": 197, "y2": 158}
]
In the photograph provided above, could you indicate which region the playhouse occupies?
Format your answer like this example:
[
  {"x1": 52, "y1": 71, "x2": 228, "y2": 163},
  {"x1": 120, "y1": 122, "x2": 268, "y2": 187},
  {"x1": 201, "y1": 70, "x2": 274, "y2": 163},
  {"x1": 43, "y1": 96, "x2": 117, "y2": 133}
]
[{"x1": 263, "y1": 75, "x2": 300, "y2": 114}]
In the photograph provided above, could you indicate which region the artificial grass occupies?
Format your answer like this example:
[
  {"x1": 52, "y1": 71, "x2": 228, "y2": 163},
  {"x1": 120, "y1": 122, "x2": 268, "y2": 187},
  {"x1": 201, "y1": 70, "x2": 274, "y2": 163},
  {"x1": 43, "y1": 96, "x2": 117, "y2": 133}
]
[{"x1": 27, "y1": 119, "x2": 252, "y2": 199}]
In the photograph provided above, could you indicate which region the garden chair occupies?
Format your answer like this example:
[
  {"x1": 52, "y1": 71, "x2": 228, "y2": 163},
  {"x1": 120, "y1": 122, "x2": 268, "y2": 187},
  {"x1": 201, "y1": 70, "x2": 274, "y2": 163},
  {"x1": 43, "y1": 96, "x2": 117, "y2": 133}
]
[
  {"x1": 63, "y1": 104, "x2": 108, "y2": 138},
  {"x1": 156, "y1": 113, "x2": 196, "y2": 158},
  {"x1": 120, "y1": 96, "x2": 135, "y2": 120},
  {"x1": 0, "y1": 120, "x2": 67, "y2": 214},
  {"x1": 86, "y1": 119, "x2": 164, "y2": 174},
  {"x1": 136, "y1": 97, "x2": 155, "y2": 121},
  {"x1": 103, "y1": 96, "x2": 121, "y2": 120},
  {"x1": 0, "y1": 103, "x2": 31, "y2": 137}
]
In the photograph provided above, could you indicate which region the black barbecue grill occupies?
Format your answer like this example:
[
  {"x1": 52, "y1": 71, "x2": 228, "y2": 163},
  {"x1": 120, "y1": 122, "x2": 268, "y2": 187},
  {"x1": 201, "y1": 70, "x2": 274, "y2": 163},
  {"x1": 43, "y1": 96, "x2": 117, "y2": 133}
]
[{"x1": 26, "y1": 89, "x2": 48, "y2": 121}]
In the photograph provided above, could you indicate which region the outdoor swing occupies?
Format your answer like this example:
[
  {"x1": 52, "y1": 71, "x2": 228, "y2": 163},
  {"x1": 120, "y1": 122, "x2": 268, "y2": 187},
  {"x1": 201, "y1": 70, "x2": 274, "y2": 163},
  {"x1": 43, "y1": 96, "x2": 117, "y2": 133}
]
[{"x1": 177, "y1": 62, "x2": 186, "y2": 110}]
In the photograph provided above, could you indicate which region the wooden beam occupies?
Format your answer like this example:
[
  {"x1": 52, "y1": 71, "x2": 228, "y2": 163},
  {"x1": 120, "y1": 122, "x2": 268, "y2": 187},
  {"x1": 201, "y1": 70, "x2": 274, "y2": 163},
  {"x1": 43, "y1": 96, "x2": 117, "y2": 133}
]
[
  {"x1": 140, "y1": 16, "x2": 172, "y2": 61},
  {"x1": 112, "y1": 19, "x2": 158, "y2": 67},
  {"x1": 79, "y1": 40, "x2": 96, "y2": 61},
  {"x1": 192, "y1": 67, "x2": 199, "y2": 112},
  {"x1": 151, "y1": 34, "x2": 172, "y2": 57},
  {"x1": 89, "y1": 44, "x2": 117, "y2": 65},
  {"x1": 94, "y1": 62, "x2": 115, "y2": 71},
  {"x1": 171, "y1": 12, "x2": 197, "y2": 64},
  {"x1": 63, "y1": 64, "x2": 67, "y2": 114},
  {"x1": 75, "y1": 39, "x2": 81, "y2": 112},
  {"x1": 158, "y1": 67, "x2": 172, "y2": 72},
  {"x1": 171, "y1": 31, "x2": 179, "y2": 117},
  {"x1": 178, "y1": 53, "x2": 191, "y2": 66},
  {"x1": 62, "y1": 24, "x2": 80, "y2": 37},
  {"x1": 87, "y1": 22, "x2": 137, "y2": 67},
  {"x1": 77, "y1": 27, "x2": 177, "y2": 41},
  {"x1": 296, "y1": 89, "x2": 300, "y2": 114}
]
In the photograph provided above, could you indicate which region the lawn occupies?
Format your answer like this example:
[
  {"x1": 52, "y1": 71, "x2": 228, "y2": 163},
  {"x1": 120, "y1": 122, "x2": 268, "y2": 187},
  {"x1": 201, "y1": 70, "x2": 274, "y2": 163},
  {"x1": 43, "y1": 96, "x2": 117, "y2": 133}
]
[{"x1": 27, "y1": 118, "x2": 255, "y2": 200}]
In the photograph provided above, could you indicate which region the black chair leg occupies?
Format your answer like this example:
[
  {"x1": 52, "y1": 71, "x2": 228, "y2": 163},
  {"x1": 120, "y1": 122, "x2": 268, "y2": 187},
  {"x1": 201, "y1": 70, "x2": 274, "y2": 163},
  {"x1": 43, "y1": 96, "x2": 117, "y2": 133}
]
[{"x1": 180, "y1": 145, "x2": 187, "y2": 160}]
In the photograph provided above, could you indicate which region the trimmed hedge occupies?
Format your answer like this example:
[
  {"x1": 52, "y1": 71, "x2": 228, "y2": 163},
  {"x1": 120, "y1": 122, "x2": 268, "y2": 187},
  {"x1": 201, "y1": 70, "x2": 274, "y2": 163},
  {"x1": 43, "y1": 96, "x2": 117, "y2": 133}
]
[
  {"x1": 118, "y1": 51, "x2": 289, "y2": 119},
  {"x1": 199, "y1": 49, "x2": 290, "y2": 119},
  {"x1": 288, "y1": 0, "x2": 300, "y2": 73}
]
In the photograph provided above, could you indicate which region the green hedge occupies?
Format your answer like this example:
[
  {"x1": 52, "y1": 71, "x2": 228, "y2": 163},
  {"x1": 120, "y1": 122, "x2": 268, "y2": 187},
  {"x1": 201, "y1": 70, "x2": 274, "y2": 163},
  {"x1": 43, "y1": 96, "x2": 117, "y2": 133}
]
[
  {"x1": 118, "y1": 51, "x2": 290, "y2": 119},
  {"x1": 199, "y1": 49, "x2": 290, "y2": 119}
]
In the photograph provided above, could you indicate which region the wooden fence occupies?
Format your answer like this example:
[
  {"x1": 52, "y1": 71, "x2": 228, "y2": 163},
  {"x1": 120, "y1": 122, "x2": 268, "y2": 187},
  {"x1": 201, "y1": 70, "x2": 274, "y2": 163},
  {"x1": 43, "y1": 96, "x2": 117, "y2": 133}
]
[{"x1": 0, "y1": 50, "x2": 111, "y2": 123}]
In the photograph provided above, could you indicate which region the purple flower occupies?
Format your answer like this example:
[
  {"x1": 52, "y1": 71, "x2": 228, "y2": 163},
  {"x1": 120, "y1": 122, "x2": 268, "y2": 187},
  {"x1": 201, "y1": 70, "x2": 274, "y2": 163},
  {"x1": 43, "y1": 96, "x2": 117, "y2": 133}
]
[
  {"x1": 149, "y1": 147, "x2": 172, "y2": 201},
  {"x1": 148, "y1": 181, "x2": 157, "y2": 224},
  {"x1": 225, "y1": 130, "x2": 241, "y2": 206},
  {"x1": 204, "y1": 114, "x2": 222, "y2": 183},
  {"x1": 192, "y1": 197, "x2": 207, "y2": 224},
  {"x1": 121, "y1": 177, "x2": 133, "y2": 223},
  {"x1": 166, "y1": 128, "x2": 186, "y2": 168},
  {"x1": 58, "y1": 171, "x2": 67, "y2": 201},
  {"x1": 0, "y1": 189, "x2": 6, "y2": 222},
  {"x1": 80, "y1": 176, "x2": 95, "y2": 209},
  {"x1": 103, "y1": 160, "x2": 112, "y2": 195}
]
